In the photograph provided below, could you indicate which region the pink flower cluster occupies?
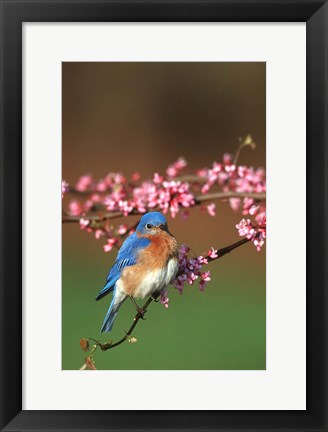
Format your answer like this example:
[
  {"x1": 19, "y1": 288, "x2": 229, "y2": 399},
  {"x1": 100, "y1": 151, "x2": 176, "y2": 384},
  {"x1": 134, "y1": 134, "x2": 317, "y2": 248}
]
[
  {"x1": 132, "y1": 177, "x2": 195, "y2": 218},
  {"x1": 166, "y1": 157, "x2": 187, "y2": 178},
  {"x1": 174, "y1": 244, "x2": 214, "y2": 294},
  {"x1": 78, "y1": 217, "x2": 133, "y2": 252},
  {"x1": 62, "y1": 149, "x2": 266, "y2": 256},
  {"x1": 75, "y1": 174, "x2": 93, "y2": 192},
  {"x1": 63, "y1": 153, "x2": 266, "y2": 224},
  {"x1": 63, "y1": 160, "x2": 197, "y2": 219},
  {"x1": 198, "y1": 152, "x2": 266, "y2": 216},
  {"x1": 236, "y1": 208, "x2": 266, "y2": 251}
]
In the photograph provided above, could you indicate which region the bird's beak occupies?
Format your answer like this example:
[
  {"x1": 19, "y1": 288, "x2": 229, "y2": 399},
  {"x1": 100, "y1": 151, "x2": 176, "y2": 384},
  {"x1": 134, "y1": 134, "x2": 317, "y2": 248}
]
[{"x1": 158, "y1": 224, "x2": 169, "y2": 232}]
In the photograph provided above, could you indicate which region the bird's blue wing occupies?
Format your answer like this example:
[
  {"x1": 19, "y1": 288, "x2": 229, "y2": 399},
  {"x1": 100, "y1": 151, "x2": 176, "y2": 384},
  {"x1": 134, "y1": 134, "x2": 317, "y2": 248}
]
[{"x1": 96, "y1": 233, "x2": 151, "y2": 301}]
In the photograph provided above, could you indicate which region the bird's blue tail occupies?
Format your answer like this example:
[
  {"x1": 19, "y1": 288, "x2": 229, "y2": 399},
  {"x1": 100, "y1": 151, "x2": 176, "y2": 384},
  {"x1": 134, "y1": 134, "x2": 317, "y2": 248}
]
[{"x1": 100, "y1": 290, "x2": 126, "y2": 333}]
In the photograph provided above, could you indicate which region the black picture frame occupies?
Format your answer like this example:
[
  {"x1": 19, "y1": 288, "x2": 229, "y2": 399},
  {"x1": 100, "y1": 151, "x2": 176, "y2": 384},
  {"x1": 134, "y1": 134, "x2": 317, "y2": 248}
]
[{"x1": 0, "y1": 1, "x2": 327, "y2": 431}]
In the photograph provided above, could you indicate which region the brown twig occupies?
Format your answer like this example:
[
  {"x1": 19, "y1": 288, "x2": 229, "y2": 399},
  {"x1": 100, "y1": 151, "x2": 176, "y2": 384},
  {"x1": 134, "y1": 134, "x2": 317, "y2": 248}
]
[
  {"x1": 194, "y1": 191, "x2": 265, "y2": 204},
  {"x1": 93, "y1": 296, "x2": 155, "y2": 352},
  {"x1": 233, "y1": 134, "x2": 256, "y2": 166},
  {"x1": 63, "y1": 191, "x2": 265, "y2": 223},
  {"x1": 209, "y1": 237, "x2": 251, "y2": 260}
]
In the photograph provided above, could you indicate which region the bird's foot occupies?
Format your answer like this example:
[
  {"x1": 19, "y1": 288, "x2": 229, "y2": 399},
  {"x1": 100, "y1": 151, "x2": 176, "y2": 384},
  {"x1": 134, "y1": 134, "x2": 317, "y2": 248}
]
[
  {"x1": 129, "y1": 296, "x2": 146, "y2": 318},
  {"x1": 151, "y1": 294, "x2": 160, "y2": 302}
]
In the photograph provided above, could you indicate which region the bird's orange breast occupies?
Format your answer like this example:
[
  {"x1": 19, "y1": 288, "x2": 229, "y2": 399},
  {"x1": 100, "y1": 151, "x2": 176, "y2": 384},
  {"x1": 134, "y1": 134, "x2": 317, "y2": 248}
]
[
  {"x1": 120, "y1": 231, "x2": 178, "y2": 297},
  {"x1": 139, "y1": 231, "x2": 178, "y2": 269}
]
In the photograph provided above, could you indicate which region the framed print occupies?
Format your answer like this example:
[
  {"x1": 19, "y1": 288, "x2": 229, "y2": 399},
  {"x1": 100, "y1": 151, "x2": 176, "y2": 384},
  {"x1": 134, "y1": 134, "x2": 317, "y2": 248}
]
[
  {"x1": 0, "y1": 1, "x2": 327, "y2": 431},
  {"x1": 62, "y1": 61, "x2": 267, "y2": 372}
]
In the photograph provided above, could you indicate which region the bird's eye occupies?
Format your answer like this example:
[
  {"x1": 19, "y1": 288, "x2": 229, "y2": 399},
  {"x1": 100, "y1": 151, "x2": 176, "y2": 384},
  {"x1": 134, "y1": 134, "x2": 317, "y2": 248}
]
[{"x1": 146, "y1": 223, "x2": 152, "y2": 229}]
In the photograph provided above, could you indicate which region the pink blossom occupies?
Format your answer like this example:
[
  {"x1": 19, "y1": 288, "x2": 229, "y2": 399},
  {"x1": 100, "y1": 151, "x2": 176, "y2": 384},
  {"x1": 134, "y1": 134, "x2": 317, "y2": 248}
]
[
  {"x1": 153, "y1": 173, "x2": 164, "y2": 184},
  {"x1": 166, "y1": 157, "x2": 187, "y2": 178},
  {"x1": 201, "y1": 271, "x2": 211, "y2": 281},
  {"x1": 207, "y1": 203, "x2": 216, "y2": 217},
  {"x1": 175, "y1": 274, "x2": 187, "y2": 294},
  {"x1": 180, "y1": 244, "x2": 190, "y2": 254},
  {"x1": 62, "y1": 180, "x2": 69, "y2": 198},
  {"x1": 79, "y1": 218, "x2": 91, "y2": 233},
  {"x1": 242, "y1": 197, "x2": 255, "y2": 215},
  {"x1": 75, "y1": 174, "x2": 93, "y2": 192},
  {"x1": 197, "y1": 255, "x2": 209, "y2": 265},
  {"x1": 199, "y1": 279, "x2": 207, "y2": 291},
  {"x1": 69, "y1": 200, "x2": 83, "y2": 216},
  {"x1": 249, "y1": 205, "x2": 260, "y2": 216},
  {"x1": 256, "y1": 210, "x2": 266, "y2": 226},
  {"x1": 103, "y1": 238, "x2": 118, "y2": 252},
  {"x1": 113, "y1": 173, "x2": 126, "y2": 184},
  {"x1": 131, "y1": 172, "x2": 141, "y2": 182},
  {"x1": 160, "y1": 289, "x2": 169, "y2": 309},
  {"x1": 118, "y1": 200, "x2": 134, "y2": 216},
  {"x1": 229, "y1": 198, "x2": 241, "y2": 212},
  {"x1": 104, "y1": 197, "x2": 118, "y2": 211},
  {"x1": 223, "y1": 153, "x2": 233, "y2": 165},
  {"x1": 218, "y1": 171, "x2": 229, "y2": 185},
  {"x1": 180, "y1": 209, "x2": 190, "y2": 221},
  {"x1": 96, "y1": 180, "x2": 108, "y2": 192},
  {"x1": 83, "y1": 194, "x2": 101, "y2": 211},
  {"x1": 197, "y1": 168, "x2": 209, "y2": 178},
  {"x1": 118, "y1": 224, "x2": 128, "y2": 235},
  {"x1": 207, "y1": 247, "x2": 218, "y2": 259},
  {"x1": 236, "y1": 218, "x2": 255, "y2": 239},
  {"x1": 94, "y1": 229, "x2": 104, "y2": 239},
  {"x1": 201, "y1": 183, "x2": 210, "y2": 194},
  {"x1": 225, "y1": 164, "x2": 236, "y2": 173},
  {"x1": 253, "y1": 237, "x2": 265, "y2": 251}
]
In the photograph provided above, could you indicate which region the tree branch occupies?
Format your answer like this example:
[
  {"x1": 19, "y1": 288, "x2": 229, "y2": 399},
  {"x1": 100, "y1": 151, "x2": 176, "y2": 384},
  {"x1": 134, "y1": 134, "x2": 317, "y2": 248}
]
[
  {"x1": 194, "y1": 191, "x2": 266, "y2": 204},
  {"x1": 208, "y1": 237, "x2": 251, "y2": 261},
  {"x1": 63, "y1": 191, "x2": 266, "y2": 223}
]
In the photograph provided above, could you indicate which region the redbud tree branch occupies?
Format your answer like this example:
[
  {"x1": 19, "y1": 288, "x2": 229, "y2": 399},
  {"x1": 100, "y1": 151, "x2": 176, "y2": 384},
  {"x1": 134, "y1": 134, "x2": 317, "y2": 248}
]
[
  {"x1": 83, "y1": 236, "x2": 251, "y2": 359},
  {"x1": 63, "y1": 191, "x2": 266, "y2": 223}
]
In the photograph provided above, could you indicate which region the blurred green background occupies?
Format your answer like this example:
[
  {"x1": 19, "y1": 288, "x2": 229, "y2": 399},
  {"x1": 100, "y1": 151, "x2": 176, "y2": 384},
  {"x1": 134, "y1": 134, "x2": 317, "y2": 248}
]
[{"x1": 62, "y1": 62, "x2": 266, "y2": 370}]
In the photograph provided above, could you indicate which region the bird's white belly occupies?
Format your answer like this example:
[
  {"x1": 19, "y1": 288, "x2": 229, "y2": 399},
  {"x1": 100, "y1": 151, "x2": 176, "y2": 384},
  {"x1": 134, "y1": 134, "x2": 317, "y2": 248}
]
[{"x1": 134, "y1": 257, "x2": 178, "y2": 298}]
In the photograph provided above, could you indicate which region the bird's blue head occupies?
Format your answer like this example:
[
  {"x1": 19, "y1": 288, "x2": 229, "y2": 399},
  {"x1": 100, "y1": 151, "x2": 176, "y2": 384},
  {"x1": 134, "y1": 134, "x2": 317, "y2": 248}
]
[{"x1": 136, "y1": 212, "x2": 169, "y2": 236}]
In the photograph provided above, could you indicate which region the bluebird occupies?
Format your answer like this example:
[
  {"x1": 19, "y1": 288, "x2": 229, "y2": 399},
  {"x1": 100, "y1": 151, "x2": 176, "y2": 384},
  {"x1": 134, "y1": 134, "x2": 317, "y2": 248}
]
[{"x1": 96, "y1": 212, "x2": 179, "y2": 333}]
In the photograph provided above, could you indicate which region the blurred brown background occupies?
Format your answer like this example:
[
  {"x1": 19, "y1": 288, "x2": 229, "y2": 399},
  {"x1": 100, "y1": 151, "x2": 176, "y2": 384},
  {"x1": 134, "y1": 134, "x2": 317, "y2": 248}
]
[{"x1": 62, "y1": 62, "x2": 266, "y2": 370}]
